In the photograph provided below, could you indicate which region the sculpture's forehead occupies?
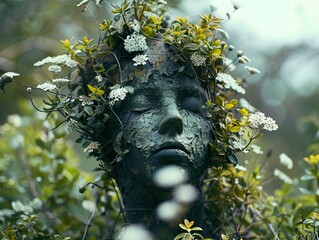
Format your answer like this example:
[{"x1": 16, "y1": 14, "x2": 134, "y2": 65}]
[{"x1": 133, "y1": 72, "x2": 206, "y2": 95}]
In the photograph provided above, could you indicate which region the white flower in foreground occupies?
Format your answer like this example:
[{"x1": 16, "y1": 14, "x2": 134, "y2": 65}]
[
  {"x1": 216, "y1": 72, "x2": 245, "y2": 94},
  {"x1": 132, "y1": 54, "x2": 150, "y2": 66},
  {"x1": 173, "y1": 184, "x2": 198, "y2": 204},
  {"x1": 34, "y1": 54, "x2": 77, "y2": 68},
  {"x1": 279, "y1": 153, "x2": 293, "y2": 169},
  {"x1": 83, "y1": 141, "x2": 100, "y2": 153},
  {"x1": 37, "y1": 82, "x2": 57, "y2": 91},
  {"x1": 48, "y1": 65, "x2": 62, "y2": 73},
  {"x1": 156, "y1": 200, "x2": 181, "y2": 221},
  {"x1": 153, "y1": 165, "x2": 187, "y2": 188},
  {"x1": 124, "y1": 33, "x2": 148, "y2": 53},
  {"x1": 118, "y1": 225, "x2": 154, "y2": 240},
  {"x1": 108, "y1": 87, "x2": 128, "y2": 106},
  {"x1": 245, "y1": 66, "x2": 261, "y2": 75},
  {"x1": 190, "y1": 52, "x2": 206, "y2": 66},
  {"x1": 1, "y1": 72, "x2": 20, "y2": 79},
  {"x1": 274, "y1": 168, "x2": 293, "y2": 184}
]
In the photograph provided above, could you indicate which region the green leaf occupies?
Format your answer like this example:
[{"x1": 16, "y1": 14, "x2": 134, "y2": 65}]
[{"x1": 183, "y1": 43, "x2": 199, "y2": 51}]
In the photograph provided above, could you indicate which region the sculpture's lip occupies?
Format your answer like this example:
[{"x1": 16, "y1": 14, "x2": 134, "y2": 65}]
[{"x1": 153, "y1": 142, "x2": 190, "y2": 155}]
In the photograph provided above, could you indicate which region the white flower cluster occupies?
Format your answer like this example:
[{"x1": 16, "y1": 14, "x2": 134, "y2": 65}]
[
  {"x1": 248, "y1": 112, "x2": 278, "y2": 131},
  {"x1": 34, "y1": 54, "x2": 77, "y2": 68},
  {"x1": 190, "y1": 52, "x2": 206, "y2": 66},
  {"x1": 1, "y1": 72, "x2": 20, "y2": 79},
  {"x1": 131, "y1": 19, "x2": 141, "y2": 33},
  {"x1": 133, "y1": 54, "x2": 150, "y2": 66},
  {"x1": 108, "y1": 87, "x2": 128, "y2": 106},
  {"x1": 52, "y1": 78, "x2": 70, "y2": 84},
  {"x1": 67, "y1": 119, "x2": 79, "y2": 133},
  {"x1": 124, "y1": 34, "x2": 148, "y2": 53},
  {"x1": 83, "y1": 141, "x2": 101, "y2": 153},
  {"x1": 36, "y1": 82, "x2": 57, "y2": 91},
  {"x1": 48, "y1": 65, "x2": 62, "y2": 73},
  {"x1": 216, "y1": 72, "x2": 246, "y2": 94}
]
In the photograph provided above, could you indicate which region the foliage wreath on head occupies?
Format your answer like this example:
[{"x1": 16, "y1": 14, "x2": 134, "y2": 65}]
[{"x1": 0, "y1": 0, "x2": 277, "y2": 170}]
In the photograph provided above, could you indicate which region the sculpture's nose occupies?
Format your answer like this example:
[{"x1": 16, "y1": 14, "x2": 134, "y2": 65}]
[{"x1": 158, "y1": 93, "x2": 183, "y2": 136}]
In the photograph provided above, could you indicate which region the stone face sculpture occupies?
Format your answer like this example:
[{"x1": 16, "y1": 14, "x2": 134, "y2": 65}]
[{"x1": 106, "y1": 40, "x2": 213, "y2": 238}]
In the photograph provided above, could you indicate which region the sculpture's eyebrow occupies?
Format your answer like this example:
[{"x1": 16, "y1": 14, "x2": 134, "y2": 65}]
[{"x1": 178, "y1": 82, "x2": 207, "y2": 99}]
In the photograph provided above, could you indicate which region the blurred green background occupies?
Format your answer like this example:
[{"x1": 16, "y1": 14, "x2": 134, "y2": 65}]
[{"x1": 1, "y1": 0, "x2": 318, "y2": 191}]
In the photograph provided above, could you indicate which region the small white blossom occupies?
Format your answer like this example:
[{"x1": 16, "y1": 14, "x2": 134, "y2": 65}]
[
  {"x1": 263, "y1": 117, "x2": 278, "y2": 131},
  {"x1": 229, "y1": 45, "x2": 235, "y2": 51},
  {"x1": 1, "y1": 72, "x2": 20, "y2": 79},
  {"x1": 95, "y1": 74, "x2": 103, "y2": 82},
  {"x1": 34, "y1": 54, "x2": 77, "y2": 68},
  {"x1": 216, "y1": 72, "x2": 245, "y2": 94},
  {"x1": 248, "y1": 112, "x2": 278, "y2": 131},
  {"x1": 132, "y1": 54, "x2": 150, "y2": 66},
  {"x1": 124, "y1": 34, "x2": 148, "y2": 53},
  {"x1": 48, "y1": 65, "x2": 62, "y2": 73},
  {"x1": 52, "y1": 78, "x2": 70, "y2": 84},
  {"x1": 79, "y1": 95, "x2": 94, "y2": 106},
  {"x1": 37, "y1": 82, "x2": 57, "y2": 91},
  {"x1": 274, "y1": 168, "x2": 293, "y2": 184},
  {"x1": 245, "y1": 66, "x2": 261, "y2": 75},
  {"x1": 131, "y1": 19, "x2": 141, "y2": 33},
  {"x1": 249, "y1": 112, "x2": 264, "y2": 128},
  {"x1": 231, "y1": 139, "x2": 245, "y2": 150},
  {"x1": 108, "y1": 87, "x2": 128, "y2": 106},
  {"x1": 67, "y1": 119, "x2": 79, "y2": 133},
  {"x1": 237, "y1": 50, "x2": 244, "y2": 57},
  {"x1": 279, "y1": 153, "x2": 293, "y2": 169},
  {"x1": 235, "y1": 165, "x2": 247, "y2": 172},
  {"x1": 238, "y1": 57, "x2": 248, "y2": 64},
  {"x1": 27, "y1": 87, "x2": 32, "y2": 93},
  {"x1": 83, "y1": 141, "x2": 100, "y2": 153},
  {"x1": 190, "y1": 52, "x2": 206, "y2": 66},
  {"x1": 250, "y1": 144, "x2": 263, "y2": 154}
]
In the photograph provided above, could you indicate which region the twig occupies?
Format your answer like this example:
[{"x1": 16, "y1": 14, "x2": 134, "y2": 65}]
[{"x1": 82, "y1": 191, "x2": 99, "y2": 240}]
